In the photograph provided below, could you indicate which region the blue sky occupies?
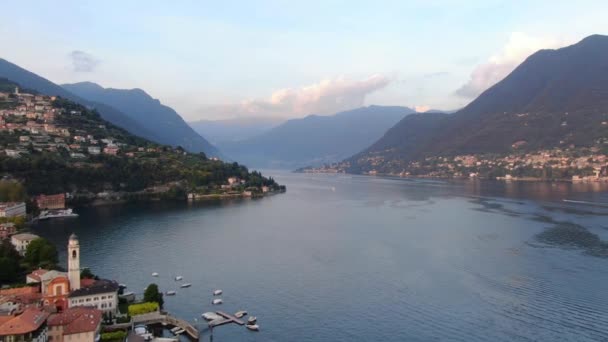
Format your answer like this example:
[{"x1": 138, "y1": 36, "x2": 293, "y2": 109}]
[{"x1": 1, "y1": 1, "x2": 607, "y2": 120}]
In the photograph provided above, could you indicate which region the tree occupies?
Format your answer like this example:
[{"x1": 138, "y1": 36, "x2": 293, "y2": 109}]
[
  {"x1": 81, "y1": 268, "x2": 97, "y2": 279},
  {"x1": 24, "y1": 238, "x2": 58, "y2": 269},
  {"x1": 0, "y1": 240, "x2": 22, "y2": 283},
  {"x1": 143, "y1": 283, "x2": 164, "y2": 308}
]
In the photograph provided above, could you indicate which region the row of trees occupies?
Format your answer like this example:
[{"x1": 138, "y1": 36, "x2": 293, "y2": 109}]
[{"x1": 0, "y1": 237, "x2": 58, "y2": 284}]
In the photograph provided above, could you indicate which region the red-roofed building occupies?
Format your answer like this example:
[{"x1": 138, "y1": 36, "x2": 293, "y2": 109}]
[
  {"x1": 47, "y1": 307, "x2": 102, "y2": 342},
  {"x1": 26, "y1": 269, "x2": 49, "y2": 284},
  {"x1": 0, "y1": 307, "x2": 49, "y2": 342},
  {"x1": 34, "y1": 193, "x2": 66, "y2": 210}
]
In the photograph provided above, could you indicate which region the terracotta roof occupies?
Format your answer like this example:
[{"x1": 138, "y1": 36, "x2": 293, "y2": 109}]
[
  {"x1": 80, "y1": 278, "x2": 96, "y2": 288},
  {"x1": 0, "y1": 286, "x2": 39, "y2": 297},
  {"x1": 48, "y1": 307, "x2": 102, "y2": 335},
  {"x1": 0, "y1": 308, "x2": 49, "y2": 336},
  {"x1": 26, "y1": 269, "x2": 49, "y2": 283}
]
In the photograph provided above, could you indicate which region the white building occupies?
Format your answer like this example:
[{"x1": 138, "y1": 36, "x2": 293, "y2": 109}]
[
  {"x1": 10, "y1": 233, "x2": 40, "y2": 255},
  {"x1": 68, "y1": 280, "x2": 119, "y2": 314},
  {"x1": 0, "y1": 202, "x2": 26, "y2": 218},
  {"x1": 87, "y1": 146, "x2": 100, "y2": 155}
]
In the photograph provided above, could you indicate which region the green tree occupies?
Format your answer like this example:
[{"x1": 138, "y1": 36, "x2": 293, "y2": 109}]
[
  {"x1": 0, "y1": 240, "x2": 22, "y2": 283},
  {"x1": 143, "y1": 283, "x2": 164, "y2": 308},
  {"x1": 24, "y1": 238, "x2": 58, "y2": 269}
]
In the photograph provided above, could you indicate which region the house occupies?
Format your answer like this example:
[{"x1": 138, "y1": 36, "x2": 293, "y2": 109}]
[
  {"x1": 87, "y1": 146, "x2": 100, "y2": 155},
  {"x1": 0, "y1": 307, "x2": 50, "y2": 342},
  {"x1": 0, "y1": 223, "x2": 16, "y2": 240},
  {"x1": 47, "y1": 307, "x2": 102, "y2": 342},
  {"x1": 227, "y1": 177, "x2": 240, "y2": 185},
  {"x1": 10, "y1": 233, "x2": 40, "y2": 256},
  {"x1": 103, "y1": 146, "x2": 119, "y2": 156},
  {"x1": 68, "y1": 279, "x2": 119, "y2": 314},
  {"x1": 35, "y1": 193, "x2": 66, "y2": 210},
  {"x1": 0, "y1": 202, "x2": 26, "y2": 218},
  {"x1": 70, "y1": 153, "x2": 86, "y2": 159}
]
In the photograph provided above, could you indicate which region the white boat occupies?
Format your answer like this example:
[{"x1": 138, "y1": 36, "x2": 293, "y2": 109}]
[
  {"x1": 152, "y1": 272, "x2": 159, "y2": 277},
  {"x1": 166, "y1": 290, "x2": 176, "y2": 296},
  {"x1": 38, "y1": 208, "x2": 78, "y2": 220},
  {"x1": 174, "y1": 276, "x2": 183, "y2": 281},
  {"x1": 247, "y1": 316, "x2": 257, "y2": 324},
  {"x1": 235, "y1": 311, "x2": 247, "y2": 318},
  {"x1": 213, "y1": 289, "x2": 222, "y2": 296},
  {"x1": 202, "y1": 312, "x2": 221, "y2": 321},
  {"x1": 212, "y1": 298, "x2": 223, "y2": 305},
  {"x1": 180, "y1": 283, "x2": 191, "y2": 288},
  {"x1": 246, "y1": 324, "x2": 259, "y2": 331}
]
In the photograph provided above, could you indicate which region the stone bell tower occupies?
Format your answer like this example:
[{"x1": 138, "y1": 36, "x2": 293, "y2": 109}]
[{"x1": 68, "y1": 233, "x2": 81, "y2": 290}]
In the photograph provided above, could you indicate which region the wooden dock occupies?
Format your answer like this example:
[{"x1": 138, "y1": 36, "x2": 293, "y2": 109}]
[
  {"x1": 209, "y1": 311, "x2": 245, "y2": 327},
  {"x1": 132, "y1": 311, "x2": 199, "y2": 340}
]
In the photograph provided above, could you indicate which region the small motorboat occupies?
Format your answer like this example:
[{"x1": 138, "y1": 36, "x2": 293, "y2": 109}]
[
  {"x1": 212, "y1": 299, "x2": 223, "y2": 305},
  {"x1": 202, "y1": 312, "x2": 221, "y2": 321},
  {"x1": 152, "y1": 272, "x2": 159, "y2": 277},
  {"x1": 118, "y1": 283, "x2": 127, "y2": 289},
  {"x1": 175, "y1": 276, "x2": 183, "y2": 281},
  {"x1": 246, "y1": 324, "x2": 259, "y2": 331},
  {"x1": 180, "y1": 283, "x2": 191, "y2": 288},
  {"x1": 247, "y1": 316, "x2": 257, "y2": 324},
  {"x1": 213, "y1": 289, "x2": 223, "y2": 296},
  {"x1": 166, "y1": 290, "x2": 176, "y2": 296},
  {"x1": 235, "y1": 311, "x2": 247, "y2": 318}
]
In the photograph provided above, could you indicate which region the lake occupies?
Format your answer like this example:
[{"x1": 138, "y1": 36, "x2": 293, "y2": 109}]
[{"x1": 32, "y1": 172, "x2": 608, "y2": 342}]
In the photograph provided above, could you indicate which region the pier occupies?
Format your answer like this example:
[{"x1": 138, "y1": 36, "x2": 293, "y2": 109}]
[
  {"x1": 208, "y1": 311, "x2": 245, "y2": 327},
  {"x1": 132, "y1": 311, "x2": 200, "y2": 340}
]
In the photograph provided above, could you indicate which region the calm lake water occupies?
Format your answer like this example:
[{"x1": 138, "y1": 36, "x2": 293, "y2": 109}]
[{"x1": 32, "y1": 172, "x2": 608, "y2": 342}]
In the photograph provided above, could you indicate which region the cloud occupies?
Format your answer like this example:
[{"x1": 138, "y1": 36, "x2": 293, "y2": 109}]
[
  {"x1": 454, "y1": 32, "x2": 570, "y2": 98},
  {"x1": 414, "y1": 105, "x2": 430, "y2": 113},
  {"x1": 196, "y1": 75, "x2": 391, "y2": 119},
  {"x1": 69, "y1": 50, "x2": 100, "y2": 72}
]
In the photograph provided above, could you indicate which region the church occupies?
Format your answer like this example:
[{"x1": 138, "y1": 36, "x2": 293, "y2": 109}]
[{"x1": 26, "y1": 233, "x2": 119, "y2": 314}]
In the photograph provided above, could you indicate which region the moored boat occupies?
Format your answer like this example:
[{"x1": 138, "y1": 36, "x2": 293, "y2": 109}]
[
  {"x1": 247, "y1": 316, "x2": 257, "y2": 324},
  {"x1": 180, "y1": 283, "x2": 191, "y2": 288},
  {"x1": 246, "y1": 324, "x2": 259, "y2": 331},
  {"x1": 175, "y1": 276, "x2": 183, "y2": 281},
  {"x1": 152, "y1": 272, "x2": 159, "y2": 277},
  {"x1": 213, "y1": 289, "x2": 222, "y2": 296},
  {"x1": 38, "y1": 208, "x2": 78, "y2": 220},
  {"x1": 202, "y1": 312, "x2": 221, "y2": 321},
  {"x1": 166, "y1": 290, "x2": 176, "y2": 296},
  {"x1": 235, "y1": 310, "x2": 247, "y2": 318},
  {"x1": 212, "y1": 298, "x2": 223, "y2": 305}
]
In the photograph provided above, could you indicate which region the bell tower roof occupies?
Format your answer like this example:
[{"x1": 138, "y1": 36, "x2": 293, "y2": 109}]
[{"x1": 69, "y1": 233, "x2": 78, "y2": 241}]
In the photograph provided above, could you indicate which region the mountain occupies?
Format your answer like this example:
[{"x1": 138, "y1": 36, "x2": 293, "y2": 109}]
[
  {"x1": 219, "y1": 105, "x2": 413, "y2": 168},
  {"x1": 62, "y1": 82, "x2": 219, "y2": 156},
  {"x1": 0, "y1": 59, "x2": 158, "y2": 143},
  {"x1": 189, "y1": 117, "x2": 283, "y2": 145},
  {"x1": 346, "y1": 34, "x2": 608, "y2": 173}
]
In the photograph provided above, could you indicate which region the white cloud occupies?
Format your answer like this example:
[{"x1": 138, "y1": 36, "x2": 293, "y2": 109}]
[
  {"x1": 69, "y1": 50, "x2": 100, "y2": 72},
  {"x1": 454, "y1": 32, "x2": 571, "y2": 98},
  {"x1": 414, "y1": 105, "x2": 430, "y2": 113},
  {"x1": 195, "y1": 75, "x2": 391, "y2": 119}
]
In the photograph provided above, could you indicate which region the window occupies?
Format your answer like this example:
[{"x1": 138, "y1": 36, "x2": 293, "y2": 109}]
[
  {"x1": 101, "y1": 296, "x2": 106, "y2": 299},
  {"x1": 94, "y1": 297, "x2": 99, "y2": 301},
  {"x1": 86, "y1": 298, "x2": 91, "y2": 302},
  {"x1": 72, "y1": 250, "x2": 77, "y2": 258},
  {"x1": 79, "y1": 299, "x2": 84, "y2": 303}
]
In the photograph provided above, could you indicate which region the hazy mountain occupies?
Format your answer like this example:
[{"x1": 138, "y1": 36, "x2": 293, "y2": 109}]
[
  {"x1": 348, "y1": 34, "x2": 608, "y2": 173},
  {"x1": 0, "y1": 58, "x2": 157, "y2": 142},
  {"x1": 219, "y1": 105, "x2": 414, "y2": 168},
  {"x1": 189, "y1": 117, "x2": 283, "y2": 145},
  {"x1": 63, "y1": 82, "x2": 219, "y2": 156}
]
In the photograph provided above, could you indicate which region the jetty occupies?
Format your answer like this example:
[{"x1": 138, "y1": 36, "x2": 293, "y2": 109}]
[
  {"x1": 208, "y1": 311, "x2": 245, "y2": 327},
  {"x1": 132, "y1": 311, "x2": 200, "y2": 340}
]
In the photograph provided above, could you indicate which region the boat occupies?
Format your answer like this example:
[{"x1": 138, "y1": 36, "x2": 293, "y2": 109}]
[
  {"x1": 234, "y1": 311, "x2": 247, "y2": 318},
  {"x1": 247, "y1": 316, "x2": 257, "y2": 324},
  {"x1": 166, "y1": 290, "x2": 176, "y2": 296},
  {"x1": 202, "y1": 312, "x2": 221, "y2": 321},
  {"x1": 212, "y1": 299, "x2": 223, "y2": 305},
  {"x1": 118, "y1": 291, "x2": 135, "y2": 303},
  {"x1": 174, "y1": 276, "x2": 183, "y2": 281},
  {"x1": 246, "y1": 324, "x2": 259, "y2": 331},
  {"x1": 118, "y1": 283, "x2": 127, "y2": 289},
  {"x1": 152, "y1": 272, "x2": 159, "y2": 277},
  {"x1": 180, "y1": 283, "x2": 191, "y2": 288},
  {"x1": 213, "y1": 289, "x2": 222, "y2": 296},
  {"x1": 37, "y1": 208, "x2": 78, "y2": 220}
]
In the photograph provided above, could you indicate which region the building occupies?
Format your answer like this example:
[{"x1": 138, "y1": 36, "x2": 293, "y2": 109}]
[
  {"x1": 68, "y1": 279, "x2": 119, "y2": 315},
  {"x1": 68, "y1": 234, "x2": 80, "y2": 291},
  {"x1": 0, "y1": 202, "x2": 26, "y2": 218},
  {"x1": 103, "y1": 145, "x2": 119, "y2": 156},
  {"x1": 10, "y1": 233, "x2": 40, "y2": 256},
  {"x1": 47, "y1": 307, "x2": 102, "y2": 342},
  {"x1": 0, "y1": 307, "x2": 49, "y2": 342},
  {"x1": 35, "y1": 194, "x2": 65, "y2": 210},
  {"x1": 87, "y1": 146, "x2": 100, "y2": 155},
  {"x1": 0, "y1": 223, "x2": 15, "y2": 240}
]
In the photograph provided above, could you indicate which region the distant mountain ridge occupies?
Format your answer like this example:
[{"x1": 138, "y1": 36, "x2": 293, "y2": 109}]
[
  {"x1": 346, "y1": 34, "x2": 608, "y2": 173},
  {"x1": 189, "y1": 117, "x2": 283, "y2": 145},
  {"x1": 219, "y1": 105, "x2": 413, "y2": 168},
  {"x1": 62, "y1": 82, "x2": 218, "y2": 156}
]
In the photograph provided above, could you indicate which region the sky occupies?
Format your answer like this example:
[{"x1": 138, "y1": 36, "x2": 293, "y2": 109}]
[{"x1": 0, "y1": 1, "x2": 607, "y2": 121}]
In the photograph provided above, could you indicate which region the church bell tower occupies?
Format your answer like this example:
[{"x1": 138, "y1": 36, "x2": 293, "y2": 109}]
[{"x1": 68, "y1": 233, "x2": 81, "y2": 290}]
